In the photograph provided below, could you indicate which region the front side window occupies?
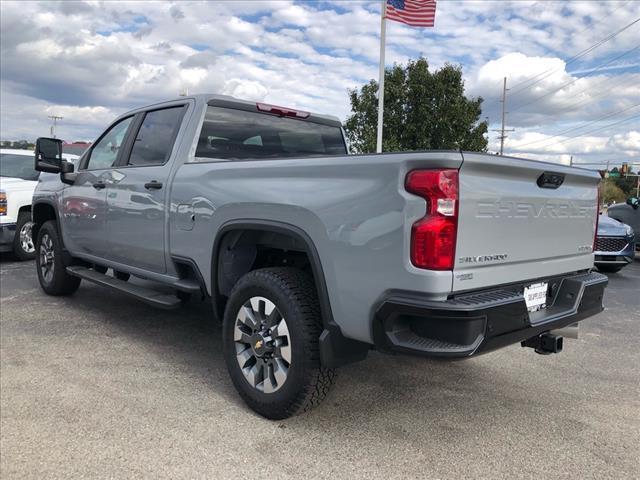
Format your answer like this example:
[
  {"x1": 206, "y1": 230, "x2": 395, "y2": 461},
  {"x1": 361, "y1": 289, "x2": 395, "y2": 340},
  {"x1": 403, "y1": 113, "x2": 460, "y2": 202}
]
[
  {"x1": 195, "y1": 106, "x2": 347, "y2": 160},
  {"x1": 86, "y1": 116, "x2": 133, "y2": 170},
  {"x1": 127, "y1": 107, "x2": 185, "y2": 166},
  {"x1": 0, "y1": 154, "x2": 39, "y2": 181}
]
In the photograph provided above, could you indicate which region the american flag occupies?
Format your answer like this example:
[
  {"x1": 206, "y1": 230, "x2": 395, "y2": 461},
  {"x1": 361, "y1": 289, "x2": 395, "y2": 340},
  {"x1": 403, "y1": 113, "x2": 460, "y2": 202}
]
[{"x1": 385, "y1": 0, "x2": 436, "y2": 27}]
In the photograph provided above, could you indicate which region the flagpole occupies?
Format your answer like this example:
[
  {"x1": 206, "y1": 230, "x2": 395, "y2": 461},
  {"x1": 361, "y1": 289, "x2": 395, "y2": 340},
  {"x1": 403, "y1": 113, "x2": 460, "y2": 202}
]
[{"x1": 376, "y1": 0, "x2": 386, "y2": 153}]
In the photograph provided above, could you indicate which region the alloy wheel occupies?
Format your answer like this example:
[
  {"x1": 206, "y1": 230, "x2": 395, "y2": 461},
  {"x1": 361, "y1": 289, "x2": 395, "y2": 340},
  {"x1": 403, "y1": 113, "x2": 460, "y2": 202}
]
[
  {"x1": 19, "y1": 221, "x2": 35, "y2": 254},
  {"x1": 39, "y1": 233, "x2": 55, "y2": 283},
  {"x1": 234, "y1": 296, "x2": 292, "y2": 393}
]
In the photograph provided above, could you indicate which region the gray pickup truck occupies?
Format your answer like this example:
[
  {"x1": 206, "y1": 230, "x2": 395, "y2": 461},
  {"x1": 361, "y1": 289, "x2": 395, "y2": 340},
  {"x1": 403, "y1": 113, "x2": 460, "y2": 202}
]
[{"x1": 32, "y1": 94, "x2": 607, "y2": 419}]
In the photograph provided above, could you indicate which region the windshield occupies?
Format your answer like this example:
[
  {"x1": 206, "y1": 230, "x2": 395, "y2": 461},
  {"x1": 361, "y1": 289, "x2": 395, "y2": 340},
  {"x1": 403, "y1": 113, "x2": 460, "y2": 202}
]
[
  {"x1": 0, "y1": 153, "x2": 39, "y2": 181},
  {"x1": 195, "y1": 106, "x2": 347, "y2": 160}
]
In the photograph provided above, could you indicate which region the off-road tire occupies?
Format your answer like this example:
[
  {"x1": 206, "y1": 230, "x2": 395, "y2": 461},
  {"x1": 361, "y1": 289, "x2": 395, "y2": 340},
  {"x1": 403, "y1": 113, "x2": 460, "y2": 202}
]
[
  {"x1": 35, "y1": 220, "x2": 81, "y2": 296},
  {"x1": 222, "y1": 267, "x2": 336, "y2": 419}
]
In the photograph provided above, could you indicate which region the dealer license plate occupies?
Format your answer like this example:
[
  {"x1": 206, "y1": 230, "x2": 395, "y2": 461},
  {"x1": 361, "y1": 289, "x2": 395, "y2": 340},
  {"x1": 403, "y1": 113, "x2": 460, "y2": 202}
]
[{"x1": 523, "y1": 282, "x2": 548, "y2": 312}]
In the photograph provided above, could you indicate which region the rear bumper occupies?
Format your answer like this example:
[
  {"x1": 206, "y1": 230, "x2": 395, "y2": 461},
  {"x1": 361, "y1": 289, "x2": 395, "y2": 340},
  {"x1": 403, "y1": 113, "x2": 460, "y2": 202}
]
[
  {"x1": 373, "y1": 271, "x2": 607, "y2": 358},
  {"x1": 0, "y1": 223, "x2": 17, "y2": 252}
]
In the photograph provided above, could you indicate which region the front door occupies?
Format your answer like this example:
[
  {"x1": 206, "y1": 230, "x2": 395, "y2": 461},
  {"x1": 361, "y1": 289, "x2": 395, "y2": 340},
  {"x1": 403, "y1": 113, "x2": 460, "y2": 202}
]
[
  {"x1": 61, "y1": 116, "x2": 134, "y2": 258},
  {"x1": 106, "y1": 105, "x2": 186, "y2": 273}
]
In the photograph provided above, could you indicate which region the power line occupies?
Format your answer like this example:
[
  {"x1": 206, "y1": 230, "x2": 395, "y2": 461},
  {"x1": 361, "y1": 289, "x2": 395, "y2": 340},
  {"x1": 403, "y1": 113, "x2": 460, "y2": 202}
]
[
  {"x1": 549, "y1": 71, "x2": 640, "y2": 114},
  {"x1": 508, "y1": 1, "x2": 634, "y2": 92},
  {"x1": 513, "y1": 102, "x2": 640, "y2": 149},
  {"x1": 508, "y1": 44, "x2": 640, "y2": 113},
  {"x1": 539, "y1": 114, "x2": 640, "y2": 148},
  {"x1": 508, "y1": 16, "x2": 640, "y2": 96},
  {"x1": 482, "y1": 9, "x2": 639, "y2": 107}
]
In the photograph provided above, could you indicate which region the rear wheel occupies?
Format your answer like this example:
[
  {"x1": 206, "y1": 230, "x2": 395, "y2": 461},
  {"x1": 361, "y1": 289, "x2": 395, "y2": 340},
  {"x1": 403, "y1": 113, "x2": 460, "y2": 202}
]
[
  {"x1": 222, "y1": 267, "x2": 336, "y2": 419},
  {"x1": 13, "y1": 211, "x2": 36, "y2": 261},
  {"x1": 36, "y1": 220, "x2": 81, "y2": 296}
]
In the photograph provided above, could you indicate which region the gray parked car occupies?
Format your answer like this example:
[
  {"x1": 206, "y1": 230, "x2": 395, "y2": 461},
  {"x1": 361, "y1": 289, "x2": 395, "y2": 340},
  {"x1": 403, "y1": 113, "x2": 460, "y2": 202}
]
[
  {"x1": 608, "y1": 197, "x2": 640, "y2": 250},
  {"x1": 30, "y1": 94, "x2": 607, "y2": 419},
  {"x1": 594, "y1": 215, "x2": 635, "y2": 273}
]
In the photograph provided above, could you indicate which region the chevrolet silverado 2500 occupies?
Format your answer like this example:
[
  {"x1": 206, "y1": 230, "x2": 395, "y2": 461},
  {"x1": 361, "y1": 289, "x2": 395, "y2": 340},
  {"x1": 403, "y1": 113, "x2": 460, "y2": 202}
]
[{"x1": 31, "y1": 94, "x2": 607, "y2": 419}]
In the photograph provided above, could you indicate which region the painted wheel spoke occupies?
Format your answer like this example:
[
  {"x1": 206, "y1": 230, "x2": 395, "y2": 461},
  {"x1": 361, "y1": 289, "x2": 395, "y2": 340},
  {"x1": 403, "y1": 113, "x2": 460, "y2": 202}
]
[
  {"x1": 243, "y1": 363, "x2": 263, "y2": 388},
  {"x1": 266, "y1": 308, "x2": 282, "y2": 328},
  {"x1": 237, "y1": 306, "x2": 259, "y2": 330},
  {"x1": 273, "y1": 358, "x2": 288, "y2": 387},
  {"x1": 234, "y1": 326, "x2": 253, "y2": 345},
  {"x1": 235, "y1": 296, "x2": 291, "y2": 394},
  {"x1": 236, "y1": 346, "x2": 254, "y2": 370}
]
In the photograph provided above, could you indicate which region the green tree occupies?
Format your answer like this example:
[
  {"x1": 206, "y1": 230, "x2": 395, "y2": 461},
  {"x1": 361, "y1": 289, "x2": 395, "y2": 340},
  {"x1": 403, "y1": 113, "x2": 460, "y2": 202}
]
[
  {"x1": 344, "y1": 58, "x2": 488, "y2": 153},
  {"x1": 601, "y1": 178, "x2": 627, "y2": 204}
]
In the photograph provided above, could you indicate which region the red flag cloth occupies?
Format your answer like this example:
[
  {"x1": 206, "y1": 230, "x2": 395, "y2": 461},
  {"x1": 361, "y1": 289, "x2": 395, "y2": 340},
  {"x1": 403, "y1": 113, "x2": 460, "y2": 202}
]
[{"x1": 386, "y1": 0, "x2": 436, "y2": 27}]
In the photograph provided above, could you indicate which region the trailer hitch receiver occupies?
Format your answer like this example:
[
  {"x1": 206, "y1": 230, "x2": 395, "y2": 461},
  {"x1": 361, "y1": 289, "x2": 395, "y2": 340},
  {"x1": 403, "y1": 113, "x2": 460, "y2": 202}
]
[{"x1": 521, "y1": 332, "x2": 563, "y2": 355}]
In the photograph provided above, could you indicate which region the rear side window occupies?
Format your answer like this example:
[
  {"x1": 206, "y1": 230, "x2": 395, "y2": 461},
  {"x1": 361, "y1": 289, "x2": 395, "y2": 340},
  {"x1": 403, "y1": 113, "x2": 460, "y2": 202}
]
[
  {"x1": 195, "y1": 106, "x2": 347, "y2": 160},
  {"x1": 128, "y1": 106, "x2": 185, "y2": 166}
]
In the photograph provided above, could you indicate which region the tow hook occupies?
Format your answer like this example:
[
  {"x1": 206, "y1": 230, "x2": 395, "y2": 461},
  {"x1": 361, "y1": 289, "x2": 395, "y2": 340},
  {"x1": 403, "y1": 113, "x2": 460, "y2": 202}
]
[{"x1": 521, "y1": 333, "x2": 563, "y2": 355}]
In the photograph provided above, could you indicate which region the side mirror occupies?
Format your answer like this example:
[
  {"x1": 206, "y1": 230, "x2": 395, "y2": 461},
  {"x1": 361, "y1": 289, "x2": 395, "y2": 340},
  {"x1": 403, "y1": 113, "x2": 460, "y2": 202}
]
[
  {"x1": 627, "y1": 197, "x2": 639, "y2": 209},
  {"x1": 34, "y1": 137, "x2": 63, "y2": 173},
  {"x1": 60, "y1": 160, "x2": 77, "y2": 185}
]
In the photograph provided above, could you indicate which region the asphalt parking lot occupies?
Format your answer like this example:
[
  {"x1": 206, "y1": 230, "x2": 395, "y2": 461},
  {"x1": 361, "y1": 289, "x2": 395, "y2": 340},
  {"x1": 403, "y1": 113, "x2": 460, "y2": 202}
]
[{"x1": 1, "y1": 257, "x2": 639, "y2": 479}]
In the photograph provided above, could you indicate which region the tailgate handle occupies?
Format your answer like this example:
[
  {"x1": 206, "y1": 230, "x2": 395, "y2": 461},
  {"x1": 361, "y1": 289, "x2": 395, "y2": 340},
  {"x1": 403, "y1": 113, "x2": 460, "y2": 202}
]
[{"x1": 537, "y1": 172, "x2": 565, "y2": 189}]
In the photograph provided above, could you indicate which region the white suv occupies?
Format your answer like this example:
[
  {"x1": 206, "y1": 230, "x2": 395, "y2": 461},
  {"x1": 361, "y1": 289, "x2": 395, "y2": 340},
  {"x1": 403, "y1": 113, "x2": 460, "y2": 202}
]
[{"x1": 0, "y1": 148, "x2": 77, "y2": 259}]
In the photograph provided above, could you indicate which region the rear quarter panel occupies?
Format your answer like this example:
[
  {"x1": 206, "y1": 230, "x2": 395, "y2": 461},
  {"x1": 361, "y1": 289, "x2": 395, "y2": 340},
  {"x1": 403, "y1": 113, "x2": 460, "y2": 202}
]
[{"x1": 170, "y1": 152, "x2": 463, "y2": 343}]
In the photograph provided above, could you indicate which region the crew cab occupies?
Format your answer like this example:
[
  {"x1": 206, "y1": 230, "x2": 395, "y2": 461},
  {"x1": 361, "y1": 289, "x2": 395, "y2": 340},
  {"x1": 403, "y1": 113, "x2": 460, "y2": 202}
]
[{"x1": 31, "y1": 94, "x2": 607, "y2": 419}]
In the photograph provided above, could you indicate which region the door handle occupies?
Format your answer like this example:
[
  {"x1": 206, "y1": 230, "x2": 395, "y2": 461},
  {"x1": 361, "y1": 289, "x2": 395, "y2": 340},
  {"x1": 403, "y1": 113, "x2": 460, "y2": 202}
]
[
  {"x1": 144, "y1": 181, "x2": 163, "y2": 190},
  {"x1": 93, "y1": 181, "x2": 106, "y2": 190}
]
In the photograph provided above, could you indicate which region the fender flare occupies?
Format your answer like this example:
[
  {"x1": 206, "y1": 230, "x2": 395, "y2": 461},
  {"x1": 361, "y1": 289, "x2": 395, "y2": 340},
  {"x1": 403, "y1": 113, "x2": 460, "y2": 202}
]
[
  {"x1": 32, "y1": 200, "x2": 75, "y2": 267},
  {"x1": 211, "y1": 219, "x2": 369, "y2": 367},
  {"x1": 31, "y1": 200, "x2": 62, "y2": 237}
]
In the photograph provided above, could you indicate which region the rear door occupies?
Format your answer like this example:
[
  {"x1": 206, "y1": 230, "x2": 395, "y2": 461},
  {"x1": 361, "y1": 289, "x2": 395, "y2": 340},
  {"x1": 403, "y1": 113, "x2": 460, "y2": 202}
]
[
  {"x1": 453, "y1": 153, "x2": 600, "y2": 292},
  {"x1": 61, "y1": 116, "x2": 134, "y2": 258},
  {"x1": 106, "y1": 104, "x2": 187, "y2": 273}
]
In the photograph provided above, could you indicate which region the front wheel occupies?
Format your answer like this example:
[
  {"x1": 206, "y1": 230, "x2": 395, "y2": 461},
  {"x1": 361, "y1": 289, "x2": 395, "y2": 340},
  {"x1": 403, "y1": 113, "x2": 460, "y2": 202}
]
[
  {"x1": 35, "y1": 220, "x2": 81, "y2": 296},
  {"x1": 222, "y1": 267, "x2": 336, "y2": 419},
  {"x1": 13, "y1": 211, "x2": 36, "y2": 260}
]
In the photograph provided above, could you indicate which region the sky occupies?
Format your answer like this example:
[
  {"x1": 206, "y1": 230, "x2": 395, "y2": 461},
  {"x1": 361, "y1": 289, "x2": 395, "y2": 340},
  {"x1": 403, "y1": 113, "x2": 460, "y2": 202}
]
[{"x1": 0, "y1": 0, "x2": 639, "y2": 168}]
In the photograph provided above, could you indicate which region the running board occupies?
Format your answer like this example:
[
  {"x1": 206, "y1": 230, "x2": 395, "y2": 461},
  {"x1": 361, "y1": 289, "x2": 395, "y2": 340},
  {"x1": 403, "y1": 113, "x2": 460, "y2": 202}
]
[
  {"x1": 66, "y1": 266, "x2": 181, "y2": 309},
  {"x1": 173, "y1": 278, "x2": 202, "y2": 293}
]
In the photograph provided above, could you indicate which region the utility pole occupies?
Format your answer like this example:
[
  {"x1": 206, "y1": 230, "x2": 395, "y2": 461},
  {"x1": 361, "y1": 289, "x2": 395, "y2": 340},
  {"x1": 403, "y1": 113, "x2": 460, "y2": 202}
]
[
  {"x1": 48, "y1": 115, "x2": 63, "y2": 138},
  {"x1": 569, "y1": 155, "x2": 573, "y2": 166},
  {"x1": 492, "y1": 77, "x2": 514, "y2": 155}
]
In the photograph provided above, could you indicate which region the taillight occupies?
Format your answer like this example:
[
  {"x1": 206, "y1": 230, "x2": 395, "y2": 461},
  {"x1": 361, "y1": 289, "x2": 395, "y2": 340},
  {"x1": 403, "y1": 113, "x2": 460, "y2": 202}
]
[
  {"x1": 593, "y1": 185, "x2": 600, "y2": 252},
  {"x1": 406, "y1": 169, "x2": 459, "y2": 270},
  {"x1": 256, "y1": 102, "x2": 310, "y2": 118},
  {"x1": 0, "y1": 190, "x2": 6, "y2": 216}
]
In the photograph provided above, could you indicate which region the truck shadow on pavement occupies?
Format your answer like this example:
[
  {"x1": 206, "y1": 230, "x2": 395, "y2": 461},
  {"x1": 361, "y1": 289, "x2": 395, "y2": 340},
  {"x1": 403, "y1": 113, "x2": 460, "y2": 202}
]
[
  {"x1": 36, "y1": 277, "x2": 572, "y2": 428},
  {"x1": 1, "y1": 256, "x2": 619, "y2": 436}
]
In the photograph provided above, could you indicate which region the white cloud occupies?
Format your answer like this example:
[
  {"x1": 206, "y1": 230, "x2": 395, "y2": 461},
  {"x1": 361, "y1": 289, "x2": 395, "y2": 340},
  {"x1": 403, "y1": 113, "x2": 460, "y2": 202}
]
[{"x1": 0, "y1": 0, "x2": 638, "y2": 167}]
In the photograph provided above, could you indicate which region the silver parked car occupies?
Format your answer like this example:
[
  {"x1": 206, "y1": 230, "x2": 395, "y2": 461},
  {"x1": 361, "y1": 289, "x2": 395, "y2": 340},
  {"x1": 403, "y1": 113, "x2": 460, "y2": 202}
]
[{"x1": 594, "y1": 215, "x2": 635, "y2": 273}]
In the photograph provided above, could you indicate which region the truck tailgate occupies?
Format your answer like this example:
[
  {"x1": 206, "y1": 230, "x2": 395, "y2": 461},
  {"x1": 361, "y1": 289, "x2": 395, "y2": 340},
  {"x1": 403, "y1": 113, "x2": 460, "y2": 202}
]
[{"x1": 454, "y1": 153, "x2": 599, "y2": 292}]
